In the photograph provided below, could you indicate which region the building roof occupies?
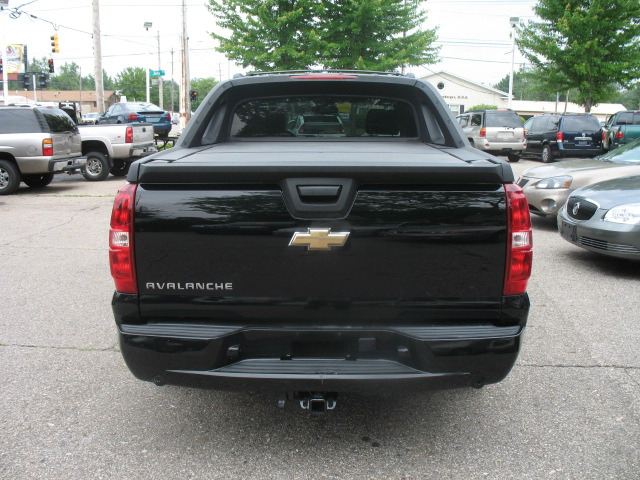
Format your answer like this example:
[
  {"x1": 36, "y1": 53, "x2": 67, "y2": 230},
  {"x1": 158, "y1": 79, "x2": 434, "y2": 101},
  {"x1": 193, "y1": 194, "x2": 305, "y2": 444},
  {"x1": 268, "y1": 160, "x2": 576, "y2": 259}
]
[
  {"x1": 420, "y1": 70, "x2": 509, "y2": 97},
  {"x1": 512, "y1": 100, "x2": 627, "y2": 116},
  {"x1": 35, "y1": 90, "x2": 116, "y2": 103}
]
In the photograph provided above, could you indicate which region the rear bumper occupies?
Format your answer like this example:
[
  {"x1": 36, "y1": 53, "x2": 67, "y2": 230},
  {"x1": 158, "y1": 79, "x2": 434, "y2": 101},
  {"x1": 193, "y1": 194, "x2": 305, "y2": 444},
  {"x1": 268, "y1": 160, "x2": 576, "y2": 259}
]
[
  {"x1": 115, "y1": 295, "x2": 529, "y2": 393},
  {"x1": 48, "y1": 156, "x2": 87, "y2": 173}
]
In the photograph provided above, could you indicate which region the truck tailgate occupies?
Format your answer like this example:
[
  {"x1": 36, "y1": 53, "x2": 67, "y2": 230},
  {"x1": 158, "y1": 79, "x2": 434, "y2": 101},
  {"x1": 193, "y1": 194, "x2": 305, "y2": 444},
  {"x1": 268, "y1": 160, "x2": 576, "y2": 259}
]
[{"x1": 132, "y1": 142, "x2": 509, "y2": 323}]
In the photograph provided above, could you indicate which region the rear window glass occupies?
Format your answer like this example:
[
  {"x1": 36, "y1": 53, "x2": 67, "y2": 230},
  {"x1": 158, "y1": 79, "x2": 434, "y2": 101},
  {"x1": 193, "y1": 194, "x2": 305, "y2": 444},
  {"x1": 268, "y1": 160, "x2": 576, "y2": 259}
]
[
  {"x1": 0, "y1": 109, "x2": 41, "y2": 134},
  {"x1": 562, "y1": 116, "x2": 600, "y2": 131},
  {"x1": 485, "y1": 112, "x2": 523, "y2": 128},
  {"x1": 230, "y1": 96, "x2": 417, "y2": 138},
  {"x1": 616, "y1": 112, "x2": 640, "y2": 125},
  {"x1": 125, "y1": 103, "x2": 162, "y2": 112},
  {"x1": 37, "y1": 107, "x2": 78, "y2": 133}
]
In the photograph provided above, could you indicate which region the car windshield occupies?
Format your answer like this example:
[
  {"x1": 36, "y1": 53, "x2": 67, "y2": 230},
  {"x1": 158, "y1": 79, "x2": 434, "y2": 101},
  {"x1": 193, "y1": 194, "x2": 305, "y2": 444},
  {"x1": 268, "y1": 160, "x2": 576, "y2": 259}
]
[
  {"x1": 562, "y1": 115, "x2": 600, "y2": 131},
  {"x1": 485, "y1": 112, "x2": 522, "y2": 128},
  {"x1": 599, "y1": 138, "x2": 640, "y2": 164},
  {"x1": 230, "y1": 96, "x2": 417, "y2": 138}
]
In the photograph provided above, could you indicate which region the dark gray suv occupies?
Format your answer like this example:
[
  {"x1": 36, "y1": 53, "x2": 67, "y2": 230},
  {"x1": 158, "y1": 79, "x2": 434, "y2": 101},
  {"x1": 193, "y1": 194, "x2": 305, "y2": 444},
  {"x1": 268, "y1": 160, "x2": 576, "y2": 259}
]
[{"x1": 0, "y1": 105, "x2": 86, "y2": 195}]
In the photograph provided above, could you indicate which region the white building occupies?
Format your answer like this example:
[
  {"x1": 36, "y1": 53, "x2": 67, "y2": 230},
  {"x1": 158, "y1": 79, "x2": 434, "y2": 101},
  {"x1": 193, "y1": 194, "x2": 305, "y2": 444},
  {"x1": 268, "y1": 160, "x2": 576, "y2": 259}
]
[
  {"x1": 420, "y1": 71, "x2": 627, "y2": 120},
  {"x1": 420, "y1": 71, "x2": 509, "y2": 115}
]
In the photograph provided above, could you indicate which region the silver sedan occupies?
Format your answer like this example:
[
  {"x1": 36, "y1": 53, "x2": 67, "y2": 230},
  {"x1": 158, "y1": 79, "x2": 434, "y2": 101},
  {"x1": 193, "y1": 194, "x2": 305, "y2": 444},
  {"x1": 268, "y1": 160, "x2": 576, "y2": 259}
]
[
  {"x1": 558, "y1": 175, "x2": 640, "y2": 259},
  {"x1": 517, "y1": 139, "x2": 640, "y2": 216}
]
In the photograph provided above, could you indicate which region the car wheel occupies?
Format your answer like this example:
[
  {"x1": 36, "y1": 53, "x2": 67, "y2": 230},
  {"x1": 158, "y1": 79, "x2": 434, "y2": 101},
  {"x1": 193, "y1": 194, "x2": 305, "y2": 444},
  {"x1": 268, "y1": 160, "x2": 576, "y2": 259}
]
[
  {"x1": 82, "y1": 152, "x2": 110, "y2": 181},
  {"x1": 507, "y1": 154, "x2": 520, "y2": 163},
  {"x1": 110, "y1": 159, "x2": 130, "y2": 177},
  {"x1": 0, "y1": 160, "x2": 21, "y2": 195},
  {"x1": 542, "y1": 145, "x2": 553, "y2": 163},
  {"x1": 22, "y1": 173, "x2": 54, "y2": 189}
]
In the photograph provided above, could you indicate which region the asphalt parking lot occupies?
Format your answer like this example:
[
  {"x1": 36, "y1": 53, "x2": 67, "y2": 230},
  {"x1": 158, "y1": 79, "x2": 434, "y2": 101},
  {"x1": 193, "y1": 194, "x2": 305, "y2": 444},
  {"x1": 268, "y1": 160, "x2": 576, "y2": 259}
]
[{"x1": 1, "y1": 157, "x2": 638, "y2": 479}]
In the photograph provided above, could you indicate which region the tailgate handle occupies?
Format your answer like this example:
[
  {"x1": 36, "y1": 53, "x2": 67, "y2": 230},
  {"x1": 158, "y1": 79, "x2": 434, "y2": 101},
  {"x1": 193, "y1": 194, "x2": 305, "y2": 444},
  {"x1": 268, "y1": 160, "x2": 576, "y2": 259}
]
[
  {"x1": 281, "y1": 178, "x2": 358, "y2": 219},
  {"x1": 297, "y1": 185, "x2": 342, "y2": 202}
]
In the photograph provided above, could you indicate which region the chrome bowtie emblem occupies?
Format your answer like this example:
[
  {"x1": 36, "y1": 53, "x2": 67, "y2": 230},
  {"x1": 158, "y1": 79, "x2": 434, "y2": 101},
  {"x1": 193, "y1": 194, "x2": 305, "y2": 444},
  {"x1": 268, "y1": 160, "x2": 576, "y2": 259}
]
[
  {"x1": 289, "y1": 228, "x2": 350, "y2": 250},
  {"x1": 572, "y1": 202, "x2": 580, "y2": 216}
]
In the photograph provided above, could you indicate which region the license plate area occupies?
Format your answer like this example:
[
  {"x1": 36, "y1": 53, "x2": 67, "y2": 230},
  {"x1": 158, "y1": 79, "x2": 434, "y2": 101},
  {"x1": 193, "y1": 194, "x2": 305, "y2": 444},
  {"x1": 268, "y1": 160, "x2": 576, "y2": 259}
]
[{"x1": 559, "y1": 220, "x2": 578, "y2": 241}]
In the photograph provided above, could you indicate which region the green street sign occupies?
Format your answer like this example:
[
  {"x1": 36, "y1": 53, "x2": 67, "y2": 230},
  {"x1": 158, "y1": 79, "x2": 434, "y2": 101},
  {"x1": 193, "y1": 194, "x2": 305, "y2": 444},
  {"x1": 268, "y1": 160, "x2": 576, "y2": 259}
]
[{"x1": 149, "y1": 69, "x2": 165, "y2": 77}]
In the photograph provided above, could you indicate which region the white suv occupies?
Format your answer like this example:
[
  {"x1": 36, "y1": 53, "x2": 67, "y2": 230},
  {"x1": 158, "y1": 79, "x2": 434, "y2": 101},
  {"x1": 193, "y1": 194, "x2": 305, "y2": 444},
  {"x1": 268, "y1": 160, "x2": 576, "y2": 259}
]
[
  {"x1": 457, "y1": 109, "x2": 526, "y2": 162},
  {"x1": 0, "y1": 105, "x2": 86, "y2": 195}
]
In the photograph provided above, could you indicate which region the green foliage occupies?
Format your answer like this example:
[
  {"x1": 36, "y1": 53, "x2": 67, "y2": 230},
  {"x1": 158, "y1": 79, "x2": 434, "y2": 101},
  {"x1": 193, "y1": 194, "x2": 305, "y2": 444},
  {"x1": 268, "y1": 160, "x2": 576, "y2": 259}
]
[
  {"x1": 517, "y1": 0, "x2": 640, "y2": 112},
  {"x1": 617, "y1": 83, "x2": 640, "y2": 110},
  {"x1": 467, "y1": 105, "x2": 497, "y2": 111},
  {"x1": 190, "y1": 78, "x2": 219, "y2": 111},
  {"x1": 208, "y1": 0, "x2": 439, "y2": 72},
  {"x1": 319, "y1": 0, "x2": 438, "y2": 71},
  {"x1": 208, "y1": 0, "x2": 322, "y2": 71},
  {"x1": 115, "y1": 67, "x2": 147, "y2": 103}
]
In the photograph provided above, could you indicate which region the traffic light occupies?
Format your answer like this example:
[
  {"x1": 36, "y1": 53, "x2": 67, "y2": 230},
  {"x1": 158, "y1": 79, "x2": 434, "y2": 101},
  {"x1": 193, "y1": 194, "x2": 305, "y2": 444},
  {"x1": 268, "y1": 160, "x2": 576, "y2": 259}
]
[
  {"x1": 48, "y1": 59, "x2": 55, "y2": 73},
  {"x1": 38, "y1": 73, "x2": 50, "y2": 89},
  {"x1": 0, "y1": 59, "x2": 3, "y2": 74},
  {"x1": 19, "y1": 73, "x2": 32, "y2": 89},
  {"x1": 190, "y1": 90, "x2": 198, "y2": 102},
  {"x1": 51, "y1": 34, "x2": 59, "y2": 53}
]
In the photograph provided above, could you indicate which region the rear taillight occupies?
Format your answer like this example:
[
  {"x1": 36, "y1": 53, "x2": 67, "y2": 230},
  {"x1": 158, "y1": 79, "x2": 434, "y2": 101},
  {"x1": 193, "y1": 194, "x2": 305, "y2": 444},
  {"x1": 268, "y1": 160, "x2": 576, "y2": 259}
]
[
  {"x1": 556, "y1": 131, "x2": 563, "y2": 142},
  {"x1": 125, "y1": 126, "x2": 133, "y2": 143},
  {"x1": 504, "y1": 184, "x2": 533, "y2": 296},
  {"x1": 109, "y1": 183, "x2": 138, "y2": 294},
  {"x1": 42, "y1": 138, "x2": 54, "y2": 156},
  {"x1": 479, "y1": 127, "x2": 486, "y2": 137},
  {"x1": 616, "y1": 130, "x2": 624, "y2": 139},
  {"x1": 127, "y1": 113, "x2": 138, "y2": 121},
  {"x1": 166, "y1": 112, "x2": 172, "y2": 121}
]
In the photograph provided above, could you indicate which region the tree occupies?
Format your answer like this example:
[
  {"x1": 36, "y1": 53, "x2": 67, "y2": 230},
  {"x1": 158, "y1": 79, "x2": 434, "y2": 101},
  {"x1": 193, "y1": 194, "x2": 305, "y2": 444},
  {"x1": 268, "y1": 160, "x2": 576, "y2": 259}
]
[
  {"x1": 190, "y1": 77, "x2": 219, "y2": 110},
  {"x1": 208, "y1": 0, "x2": 322, "y2": 71},
  {"x1": 115, "y1": 67, "x2": 147, "y2": 102},
  {"x1": 618, "y1": 83, "x2": 640, "y2": 110},
  {"x1": 318, "y1": 0, "x2": 438, "y2": 71},
  {"x1": 517, "y1": 0, "x2": 640, "y2": 112},
  {"x1": 208, "y1": 0, "x2": 439, "y2": 72}
]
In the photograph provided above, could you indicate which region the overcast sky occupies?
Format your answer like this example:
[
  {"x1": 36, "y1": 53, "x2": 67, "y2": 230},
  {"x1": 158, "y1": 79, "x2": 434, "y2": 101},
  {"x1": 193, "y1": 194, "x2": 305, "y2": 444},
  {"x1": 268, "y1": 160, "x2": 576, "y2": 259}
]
[{"x1": 2, "y1": 0, "x2": 535, "y2": 89}]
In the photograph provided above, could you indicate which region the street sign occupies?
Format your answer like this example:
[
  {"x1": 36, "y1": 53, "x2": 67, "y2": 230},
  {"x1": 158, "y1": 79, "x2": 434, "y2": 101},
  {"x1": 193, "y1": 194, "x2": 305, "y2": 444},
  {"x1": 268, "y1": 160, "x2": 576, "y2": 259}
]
[{"x1": 149, "y1": 69, "x2": 165, "y2": 77}]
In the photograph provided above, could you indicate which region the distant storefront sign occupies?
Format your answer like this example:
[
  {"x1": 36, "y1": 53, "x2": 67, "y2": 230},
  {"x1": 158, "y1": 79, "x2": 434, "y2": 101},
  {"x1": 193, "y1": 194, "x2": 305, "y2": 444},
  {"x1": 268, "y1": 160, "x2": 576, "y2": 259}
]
[{"x1": 5, "y1": 44, "x2": 27, "y2": 74}]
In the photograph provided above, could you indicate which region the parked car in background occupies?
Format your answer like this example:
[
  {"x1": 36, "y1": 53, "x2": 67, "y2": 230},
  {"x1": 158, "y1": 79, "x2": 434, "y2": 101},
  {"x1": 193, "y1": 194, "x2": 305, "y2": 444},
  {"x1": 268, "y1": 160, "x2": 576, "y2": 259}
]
[
  {"x1": 522, "y1": 113, "x2": 603, "y2": 162},
  {"x1": 78, "y1": 122, "x2": 156, "y2": 181},
  {"x1": 456, "y1": 109, "x2": 525, "y2": 162},
  {"x1": 558, "y1": 174, "x2": 640, "y2": 259},
  {"x1": 81, "y1": 112, "x2": 99, "y2": 125},
  {"x1": 97, "y1": 102, "x2": 172, "y2": 137},
  {"x1": 602, "y1": 110, "x2": 640, "y2": 151},
  {"x1": 0, "y1": 105, "x2": 86, "y2": 195},
  {"x1": 518, "y1": 138, "x2": 640, "y2": 216},
  {"x1": 287, "y1": 114, "x2": 345, "y2": 136}
]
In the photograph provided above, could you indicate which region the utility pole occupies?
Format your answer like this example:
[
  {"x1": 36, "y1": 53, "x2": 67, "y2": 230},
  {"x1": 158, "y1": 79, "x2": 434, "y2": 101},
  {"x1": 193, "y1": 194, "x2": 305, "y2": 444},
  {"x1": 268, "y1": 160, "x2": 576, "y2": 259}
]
[
  {"x1": 170, "y1": 48, "x2": 175, "y2": 112},
  {"x1": 180, "y1": 0, "x2": 191, "y2": 128},
  {"x1": 92, "y1": 0, "x2": 105, "y2": 113},
  {"x1": 1, "y1": 1, "x2": 9, "y2": 105},
  {"x1": 508, "y1": 17, "x2": 519, "y2": 110},
  {"x1": 157, "y1": 31, "x2": 163, "y2": 109},
  {"x1": 144, "y1": 22, "x2": 152, "y2": 103}
]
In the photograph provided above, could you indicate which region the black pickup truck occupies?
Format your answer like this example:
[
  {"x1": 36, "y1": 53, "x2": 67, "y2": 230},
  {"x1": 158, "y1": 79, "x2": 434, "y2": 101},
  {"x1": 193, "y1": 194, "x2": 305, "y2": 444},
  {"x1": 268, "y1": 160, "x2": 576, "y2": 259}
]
[{"x1": 109, "y1": 72, "x2": 532, "y2": 412}]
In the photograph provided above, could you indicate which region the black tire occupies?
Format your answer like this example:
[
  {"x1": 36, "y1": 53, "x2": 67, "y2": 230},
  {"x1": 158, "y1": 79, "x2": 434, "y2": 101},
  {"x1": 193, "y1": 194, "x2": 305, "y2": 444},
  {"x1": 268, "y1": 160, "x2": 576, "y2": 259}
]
[
  {"x1": 0, "y1": 160, "x2": 21, "y2": 195},
  {"x1": 541, "y1": 144, "x2": 553, "y2": 163},
  {"x1": 507, "y1": 154, "x2": 520, "y2": 163},
  {"x1": 22, "y1": 173, "x2": 54, "y2": 188},
  {"x1": 82, "y1": 152, "x2": 110, "y2": 181},
  {"x1": 110, "y1": 160, "x2": 130, "y2": 177}
]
